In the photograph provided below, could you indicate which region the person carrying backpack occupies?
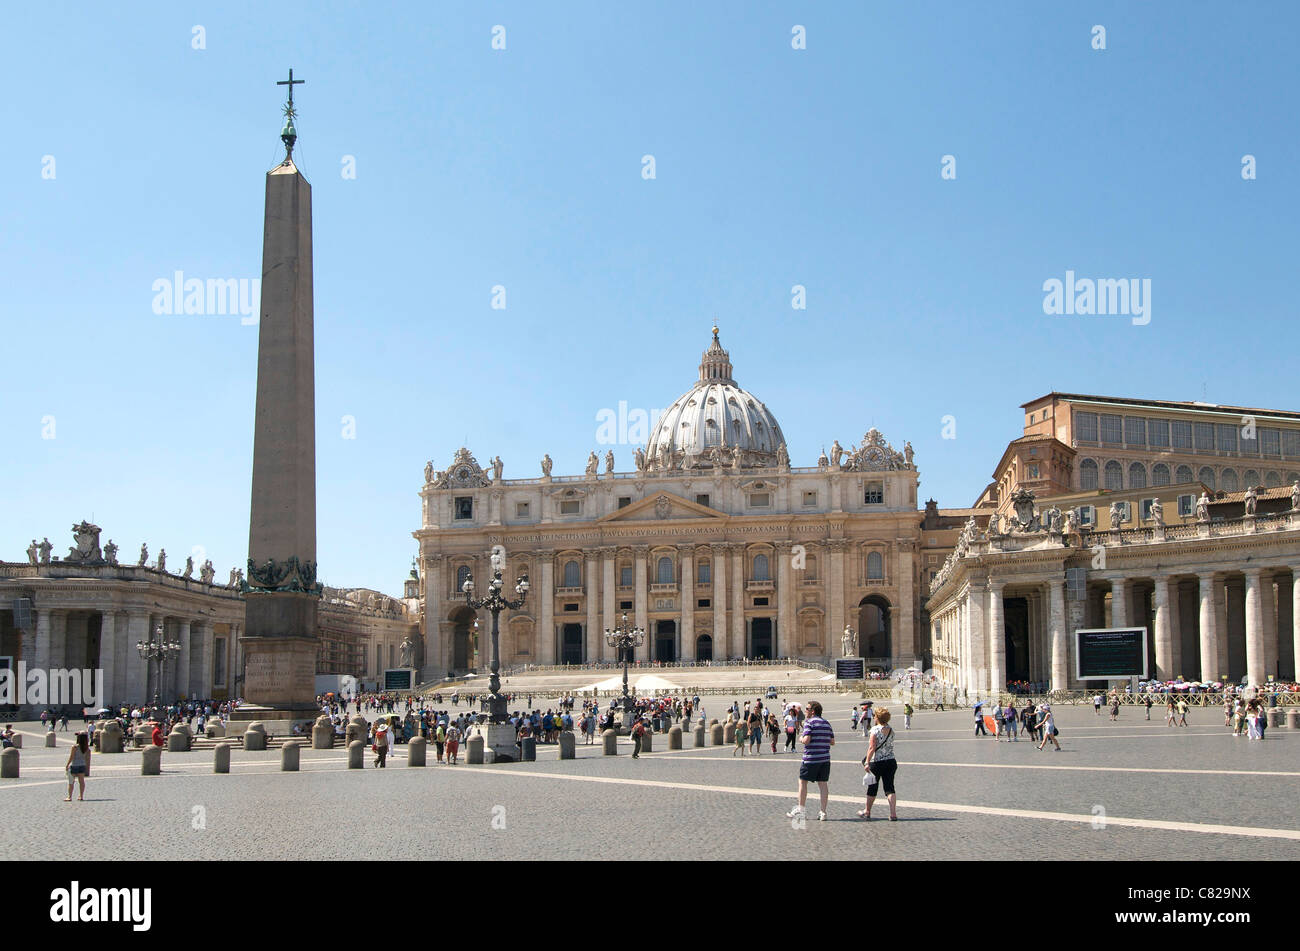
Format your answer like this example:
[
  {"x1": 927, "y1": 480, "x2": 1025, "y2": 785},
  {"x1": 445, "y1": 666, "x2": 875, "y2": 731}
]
[{"x1": 631, "y1": 717, "x2": 646, "y2": 759}]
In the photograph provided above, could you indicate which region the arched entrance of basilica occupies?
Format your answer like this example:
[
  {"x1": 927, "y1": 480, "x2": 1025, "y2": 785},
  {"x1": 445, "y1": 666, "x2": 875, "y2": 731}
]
[
  {"x1": 858, "y1": 596, "x2": 891, "y2": 662},
  {"x1": 448, "y1": 606, "x2": 476, "y2": 675}
]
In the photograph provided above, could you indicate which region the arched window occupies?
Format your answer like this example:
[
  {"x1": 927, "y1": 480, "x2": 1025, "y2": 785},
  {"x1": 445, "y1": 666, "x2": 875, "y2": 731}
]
[
  {"x1": 1079, "y1": 459, "x2": 1099, "y2": 490},
  {"x1": 753, "y1": 554, "x2": 770, "y2": 582},
  {"x1": 656, "y1": 556, "x2": 674, "y2": 584},
  {"x1": 1104, "y1": 461, "x2": 1123, "y2": 490},
  {"x1": 867, "y1": 551, "x2": 884, "y2": 580},
  {"x1": 1128, "y1": 462, "x2": 1147, "y2": 489},
  {"x1": 456, "y1": 565, "x2": 471, "y2": 591},
  {"x1": 1220, "y1": 469, "x2": 1239, "y2": 493},
  {"x1": 563, "y1": 560, "x2": 580, "y2": 587},
  {"x1": 1265, "y1": 471, "x2": 1282, "y2": 488},
  {"x1": 1243, "y1": 470, "x2": 1260, "y2": 488},
  {"x1": 1176, "y1": 465, "x2": 1194, "y2": 484},
  {"x1": 1287, "y1": 472, "x2": 1300, "y2": 485},
  {"x1": 1198, "y1": 467, "x2": 1216, "y2": 491},
  {"x1": 1152, "y1": 463, "x2": 1170, "y2": 486}
]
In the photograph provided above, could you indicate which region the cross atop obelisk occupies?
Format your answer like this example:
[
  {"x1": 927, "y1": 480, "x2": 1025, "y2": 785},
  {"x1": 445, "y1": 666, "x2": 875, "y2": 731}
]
[{"x1": 276, "y1": 68, "x2": 305, "y2": 163}]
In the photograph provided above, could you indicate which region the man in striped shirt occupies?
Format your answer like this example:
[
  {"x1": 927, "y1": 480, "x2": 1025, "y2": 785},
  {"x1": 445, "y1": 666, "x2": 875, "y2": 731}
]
[{"x1": 787, "y1": 700, "x2": 835, "y2": 821}]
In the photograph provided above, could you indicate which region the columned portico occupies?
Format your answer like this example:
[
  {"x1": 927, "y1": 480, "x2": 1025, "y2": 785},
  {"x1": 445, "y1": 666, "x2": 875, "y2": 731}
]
[
  {"x1": 1152, "y1": 575, "x2": 1174, "y2": 681},
  {"x1": 1110, "y1": 578, "x2": 1129, "y2": 627}
]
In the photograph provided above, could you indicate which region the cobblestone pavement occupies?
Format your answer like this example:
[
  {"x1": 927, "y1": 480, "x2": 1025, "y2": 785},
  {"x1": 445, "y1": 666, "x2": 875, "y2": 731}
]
[{"x1": 2, "y1": 700, "x2": 1297, "y2": 861}]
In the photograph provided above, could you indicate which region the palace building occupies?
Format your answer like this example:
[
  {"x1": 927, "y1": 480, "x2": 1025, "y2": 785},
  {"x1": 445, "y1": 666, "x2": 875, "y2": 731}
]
[{"x1": 414, "y1": 329, "x2": 928, "y2": 680}]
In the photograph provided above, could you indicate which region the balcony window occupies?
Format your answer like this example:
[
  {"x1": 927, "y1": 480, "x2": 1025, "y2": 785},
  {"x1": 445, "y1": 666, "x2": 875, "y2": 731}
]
[
  {"x1": 753, "y1": 554, "x2": 770, "y2": 582},
  {"x1": 867, "y1": 551, "x2": 884, "y2": 580},
  {"x1": 563, "y1": 560, "x2": 581, "y2": 587},
  {"x1": 656, "y1": 557, "x2": 674, "y2": 584}
]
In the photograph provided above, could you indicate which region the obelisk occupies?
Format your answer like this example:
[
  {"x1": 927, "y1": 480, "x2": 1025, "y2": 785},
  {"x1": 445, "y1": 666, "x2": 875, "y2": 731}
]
[{"x1": 235, "y1": 70, "x2": 320, "y2": 728}]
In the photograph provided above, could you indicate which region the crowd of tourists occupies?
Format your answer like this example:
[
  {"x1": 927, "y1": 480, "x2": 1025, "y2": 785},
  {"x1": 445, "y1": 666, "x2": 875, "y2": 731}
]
[{"x1": 971, "y1": 699, "x2": 1062, "y2": 750}]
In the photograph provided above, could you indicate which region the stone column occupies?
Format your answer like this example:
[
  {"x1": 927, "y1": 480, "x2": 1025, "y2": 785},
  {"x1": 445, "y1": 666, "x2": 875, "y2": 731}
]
[
  {"x1": 1167, "y1": 579, "x2": 1183, "y2": 679},
  {"x1": 776, "y1": 541, "x2": 793, "y2": 660},
  {"x1": 584, "y1": 552, "x2": 599, "y2": 664},
  {"x1": 1198, "y1": 574, "x2": 1219, "y2": 685},
  {"x1": 600, "y1": 548, "x2": 616, "y2": 663},
  {"x1": 124, "y1": 611, "x2": 151, "y2": 705},
  {"x1": 730, "y1": 544, "x2": 745, "y2": 658},
  {"x1": 1244, "y1": 568, "x2": 1265, "y2": 686},
  {"x1": 1215, "y1": 577, "x2": 1230, "y2": 680},
  {"x1": 828, "y1": 540, "x2": 847, "y2": 660},
  {"x1": 539, "y1": 553, "x2": 555, "y2": 665},
  {"x1": 1293, "y1": 571, "x2": 1300, "y2": 682},
  {"x1": 49, "y1": 610, "x2": 68, "y2": 671},
  {"x1": 98, "y1": 611, "x2": 119, "y2": 708},
  {"x1": 33, "y1": 609, "x2": 52, "y2": 674},
  {"x1": 633, "y1": 547, "x2": 649, "y2": 662},
  {"x1": 197, "y1": 620, "x2": 214, "y2": 700},
  {"x1": 1152, "y1": 575, "x2": 1174, "y2": 682},
  {"x1": 986, "y1": 582, "x2": 1003, "y2": 694},
  {"x1": 967, "y1": 582, "x2": 986, "y2": 694},
  {"x1": 679, "y1": 547, "x2": 695, "y2": 662},
  {"x1": 426, "y1": 555, "x2": 444, "y2": 678},
  {"x1": 896, "y1": 539, "x2": 915, "y2": 666},
  {"x1": 711, "y1": 543, "x2": 727, "y2": 659},
  {"x1": 1050, "y1": 583, "x2": 1070, "y2": 691},
  {"x1": 1066, "y1": 589, "x2": 1086, "y2": 691},
  {"x1": 1262, "y1": 574, "x2": 1278, "y2": 682},
  {"x1": 176, "y1": 619, "x2": 192, "y2": 699},
  {"x1": 1110, "y1": 578, "x2": 1129, "y2": 627},
  {"x1": 1048, "y1": 579, "x2": 1067, "y2": 691}
]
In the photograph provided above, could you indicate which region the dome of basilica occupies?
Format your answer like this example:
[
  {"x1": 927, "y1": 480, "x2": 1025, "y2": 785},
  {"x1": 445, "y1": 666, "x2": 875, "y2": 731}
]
[{"x1": 642, "y1": 328, "x2": 787, "y2": 471}]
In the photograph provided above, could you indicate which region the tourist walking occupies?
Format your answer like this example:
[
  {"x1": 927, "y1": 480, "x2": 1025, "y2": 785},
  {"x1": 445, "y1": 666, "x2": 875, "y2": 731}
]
[
  {"x1": 787, "y1": 700, "x2": 834, "y2": 822},
  {"x1": 1003, "y1": 703, "x2": 1018, "y2": 741},
  {"x1": 1093, "y1": 693, "x2": 1103, "y2": 716},
  {"x1": 434, "y1": 722, "x2": 446, "y2": 763},
  {"x1": 1165, "y1": 700, "x2": 1177, "y2": 727},
  {"x1": 1036, "y1": 704, "x2": 1060, "y2": 751},
  {"x1": 64, "y1": 732, "x2": 90, "y2": 802},
  {"x1": 1109, "y1": 696, "x2": 1120, "y2": 721},
  {"x1": 373, "y1": 723, "x2": 390, "y2": 768},
  {"x1": 858, "y1": 707, "x2": 898, "y2": 821},
  {"x1": 973, "y1": 703, "x2": 987, "y2": 737},
  {"x1": 784, "y1": 706, "x2": 799, "y2": 752},
  {"x1": 1021, "y1": 701, "x2": 1038, "y2": 743},
  {"x1": 734, "y1": 716, "x2": 748, "y2": 756},
  {"x1": 1144, "y1": 695, "x2": 1153, "y2": 720},
  {"x1": 903, "y1": 702, "x2": 913, "y2": 730},
  {"x1": 1176, "y1": 699, "x2": 1189, "y2": 727},
  {"x1": 861, "y1": 701, "x2": 875, "y2": 738},
  {"x1": 632, "y1": 717, "x2": 646, "y2": 758}
]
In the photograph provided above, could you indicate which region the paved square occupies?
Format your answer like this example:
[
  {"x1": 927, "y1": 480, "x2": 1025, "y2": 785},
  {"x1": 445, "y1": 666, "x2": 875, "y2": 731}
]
[{"x1": 3, "y1": 700, "x2": 1297, "y2": 861}]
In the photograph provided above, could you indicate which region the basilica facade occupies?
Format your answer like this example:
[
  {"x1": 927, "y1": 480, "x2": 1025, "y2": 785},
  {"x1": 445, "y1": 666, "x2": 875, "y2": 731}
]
[{"x1": 414, "y1": 329, "x2": 928, "y2": 680}]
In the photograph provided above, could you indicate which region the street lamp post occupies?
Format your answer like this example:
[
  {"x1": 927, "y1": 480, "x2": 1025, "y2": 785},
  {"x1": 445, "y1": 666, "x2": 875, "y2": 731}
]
[
  {"x1": 605, "y1": 612, "x2": 645, "y2": 728},
  {"x1": 135, "y1": 625, "x2": 181, "y2": 711},
  {"x1": 462, "y1": 549, "x2": 529, "y2": 727}
]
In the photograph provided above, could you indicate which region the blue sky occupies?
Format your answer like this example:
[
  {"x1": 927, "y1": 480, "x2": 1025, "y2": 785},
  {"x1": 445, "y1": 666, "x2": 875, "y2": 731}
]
[{"x1": 2, "y1": 1, "x2": 1296, "y2": 593}]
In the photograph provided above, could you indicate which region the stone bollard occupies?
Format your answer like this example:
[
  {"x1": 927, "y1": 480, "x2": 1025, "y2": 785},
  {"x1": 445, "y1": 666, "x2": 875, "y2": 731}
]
[
  {"x1": 99, "y1": 721, "x2": 123, "y2": 754},
  {"x1": 244, "y1": 723, "x2": 267, "y2": 752},
  {"x1": 694, "y1": 724, "x2": 706, "y2": 747},
  {"x1": 1288, "y1": 709, "x2": 1300, "y2": 730},
  {"x1": 407, "y1": 735, "x2": 427, "y2": 767},
  {"x1": 166, "y1": 729, "x2": 190, "y2": 753},
  {"x1": 347, "y1": 740, "x2": 364, "y2": 769},
  {"x1": 1268, "y1": 709, "x2": 1282, "y2": 729},
  {"x1": 559, "y1": 731, "x2": 576, "y2": 760},
  {"x1": 521, "y1": 736, "x2": 537, "y2": 761},
  {"x1": 639, "y1": 731, "x2": 654, "y2": 754},
  {"x1": 10, "y1": 734, "x2": 21, "y2": 750},
  {"x1": 0, "y1": 748, "x2": 17, "y2": 778},
  {"x1": 312, "y1": 716, "x2": 334, "y2": 750},
  {"x1": 141, "y1": 745, "x2": 162, "y2": 776},
  {"x1": 711, "y1": 723, "x2": 724, "y2": 745},
  {"x1": 602, "y1": 729, "x2": 618, "y2": 755},
  {"x1": 345, "y1": 724, "x2": 364, "y2": 746},
  {"x1": 467, "y1": 733, "x2": 485, "y2": 765},
  {"x1": 668, "y1": 725, "x2": 683, "y2": 750},
  {"x1": 92, "y1": 730, "x2": 102, "y2": 752},
  {"x1": 724, "y1": 722, "x2": 736, "y2": 745},
  {"x1": 709, "y1": 718, "x2": 719, "y2": 727},
  {"x1": 206, "y1": 721, "x2": 226, "y2": 738},
  {"x1": 214, "y1": 743, "x2": 231, "y2": 773},
  {"x1": 281, "y1": 740, "x2": 301, "y2": 771},
  {"x1": 45, "y1": 732, "x2": 57, "y2": 748}
]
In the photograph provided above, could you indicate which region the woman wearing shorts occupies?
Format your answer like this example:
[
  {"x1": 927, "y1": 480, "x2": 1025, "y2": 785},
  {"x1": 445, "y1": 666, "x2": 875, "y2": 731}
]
[
  {"x1": 1036, "y1": 705, "x2": 1061, "y2": 751},
  {"x1": 64, "y1": 732, "x2": 90, "y2": 801},
  {"x1": 859, "y1": 708, "x2": 898, "y2": 821}
]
